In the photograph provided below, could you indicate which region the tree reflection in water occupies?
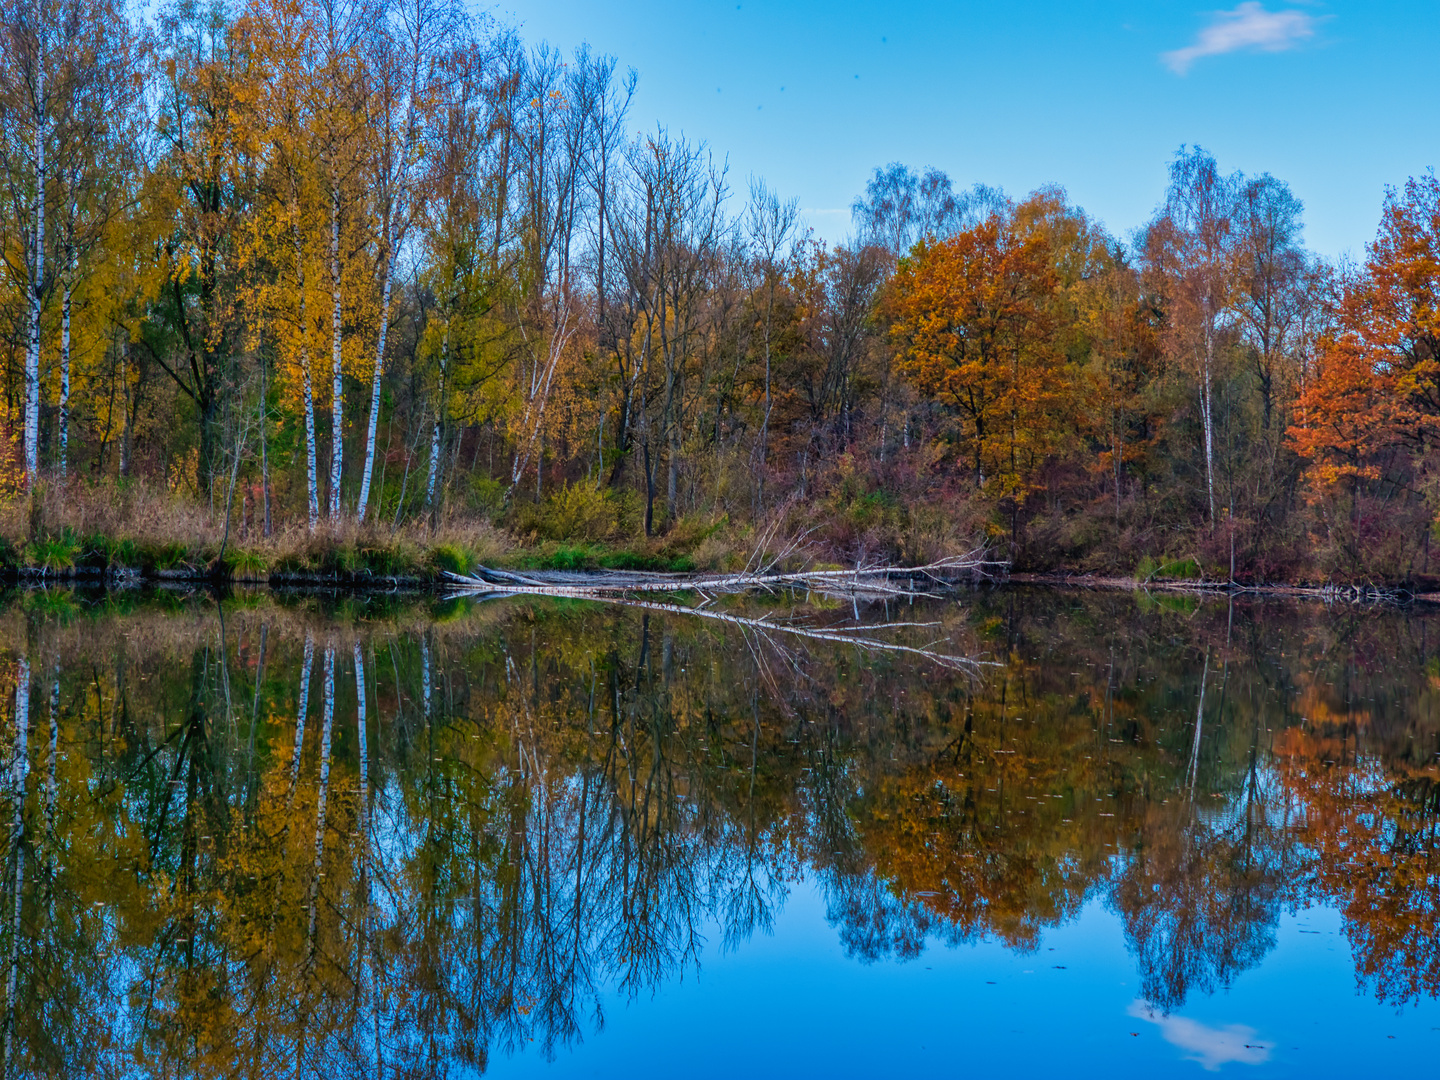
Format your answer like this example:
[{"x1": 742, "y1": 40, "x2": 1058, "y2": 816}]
[{"x1": 0, "y1": 589, "x2": 1436, "y2": 1076}]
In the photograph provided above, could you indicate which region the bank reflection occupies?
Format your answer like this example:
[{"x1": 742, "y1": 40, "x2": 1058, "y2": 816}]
[{"x1": 0, "y1": 589, "x2": 1435, "y2": 1076}]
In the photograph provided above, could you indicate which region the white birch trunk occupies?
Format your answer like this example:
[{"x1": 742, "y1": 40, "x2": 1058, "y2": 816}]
[
  {"x1": 353, "y1": 643, "x2": 367, "y2": 811},
  {"x1": 352, "y1": 641, "x2": 382, "y2": 1076},
  {"x1": 425, "y1": 334, "x2": 445, "y2": 509},
  {"x1": 1188, "y1": 647, "x2": 1209, "y2": 798},
  {"x1": 307, "y1": 645, "x2": 336, "y2": 955},
  {"x1": 24, "y1": 62, "x2": 44, "y2": 491},
  {"x1": 356, "y1": 223, "x2": 392, "y2": 524},
  {"x1": 328, "y1": 181, "x2": 344, "y2": 522},
  {"x1": 291, "y1": 215, "x2": 320, "y2": 530},
  {"x1": 303, "y1": 352, "x2": 320, "y2": 532},
  {"x1": 4, "y1": 658, "x2": 30, "y2": 1074},
  {"x1": 44, "y1": 670, "x2": 56, "y2": 844},
  {"x1": 421, "y1": 635, "x2": 431, "y2": 723},
  {"x1": 508, "y1": 305, "x2": 576, "y2": 494},
  {"x1": 1200, "y1": 324, "x2": 1217, "y2": 525},
  {"x1": 290, "y1": 632, "x2": 314, "y2": 798}
]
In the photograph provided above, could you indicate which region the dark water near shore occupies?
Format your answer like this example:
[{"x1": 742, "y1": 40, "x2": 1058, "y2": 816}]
[{"x1": 0, "y1": 586, "x2": 1438, "y2": 1077}]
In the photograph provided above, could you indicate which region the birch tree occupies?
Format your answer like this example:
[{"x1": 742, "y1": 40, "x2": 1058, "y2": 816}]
[
  {"x1": 354, "y1": 0, "x2": 453, "y2": 521},
  {"x1": 47, "y1": 0, "x2": 144, "y2": 477},
  {"x1": 311, "y1": 0, "x2": 374, "y2": 520},
  {"x1": 1147, "y1": 147, "x2": 1237, "y2": 526},
  {"x1": 0, "y1": 0, "x2": 54, "y2": 490}
]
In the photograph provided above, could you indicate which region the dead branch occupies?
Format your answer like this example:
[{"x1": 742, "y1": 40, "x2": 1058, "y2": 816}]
[
  {"x1": 444, "y1": 549, "x2": 1007, "y2": 600},
  {"x1": 443, "y1": 553, "x2": 1006, "y2": 672}
]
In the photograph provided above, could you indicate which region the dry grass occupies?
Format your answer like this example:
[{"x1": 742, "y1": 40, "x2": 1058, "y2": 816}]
[{"x1": 0, "y1": 478, "x2": 508, "y2": 578}]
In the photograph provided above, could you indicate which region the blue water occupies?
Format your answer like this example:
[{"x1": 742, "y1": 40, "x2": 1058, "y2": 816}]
[{"x1": 494, "y1": 881, "x2": 1440, "y2": 1078}]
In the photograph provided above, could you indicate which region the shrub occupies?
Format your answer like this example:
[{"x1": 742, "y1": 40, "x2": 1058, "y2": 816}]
[
  {"x1": 26, "y1": 528, "x2": 80, "y2": 572},
  {"x1": 84, "y1": 533, "x2": 140, "y2": 569},
  {"x1": 144, "y1": 542, "x2": 193, "y2": 572},
  {"x1": 429, "y1": 543, "x2": 477, "y2": 575},
  {"x1": 1137, "y1": 555, "x2": 1202, "y2": 582},
  {"x1": 515, "y1": 483, "x2": 639, "y2": 543},
  {"x1": 226, "y1": 549, "x2": 269, "y2": 579}
]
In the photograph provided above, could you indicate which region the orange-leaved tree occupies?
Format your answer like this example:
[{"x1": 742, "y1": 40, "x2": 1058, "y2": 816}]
[
  {"x1": 1290, "y1": 173, "x2": 1440, "y2": 489},
  {"x1": 883, "y1": 205, "x2": 1062, "y2": 506}
]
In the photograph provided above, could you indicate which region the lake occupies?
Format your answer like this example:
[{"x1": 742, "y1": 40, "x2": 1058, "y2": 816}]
[{"x1": 0, "y1": 586, "x2": 1437, "y2": 1077}]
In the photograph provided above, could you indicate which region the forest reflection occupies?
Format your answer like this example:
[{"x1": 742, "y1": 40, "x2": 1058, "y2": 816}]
[{"x1": 0, "y1": 587, "x2": 1437, "y2": 1077}]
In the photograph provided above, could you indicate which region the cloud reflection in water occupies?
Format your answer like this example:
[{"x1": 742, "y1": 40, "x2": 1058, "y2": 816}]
[{"x1": 1128, "y1": 1000, "x2": 1270, "y2": 1071}]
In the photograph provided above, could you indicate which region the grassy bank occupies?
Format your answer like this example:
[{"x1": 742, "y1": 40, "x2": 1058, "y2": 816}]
[
  {"x1": 10, "y1": 478, "x2": 1431, "y2": 592},
  {"x1": 0, "y1": 481, "x2": 765, "y2": 585}
]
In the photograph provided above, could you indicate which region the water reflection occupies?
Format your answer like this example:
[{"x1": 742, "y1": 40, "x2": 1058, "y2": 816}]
[
  {"x1": 1127, "y1": 1002, "x2": 1270, "y2": 1071},
  {"x1": 0, "y1": 588, "x2": 1436, "y2": 1075}
]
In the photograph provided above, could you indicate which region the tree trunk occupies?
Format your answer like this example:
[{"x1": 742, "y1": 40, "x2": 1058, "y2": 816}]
[
  {"x1": 59, "y1": 278, "x2": 70, "y2": 478},
  {"x1": 4, "y1": 657, "x2": 29, "y2": 1076},
  {"x1": 118, "y1": 341, "x2": 131, "y2": 478},
  {"x1": 260, "y1": 355, "x2": 271, "y2": 536},
  {"x1": 426, "y1": 331, "x2": 447, "y2": 516},
  {"x1": 298, "y1": 292, "x2": 319, "y2": 531},
  {"x1": 1200, "y1": 329, "x2": 1217, "y2": 525},
  {"x1": 328, "y1": 180, "x2": 344, "y2": 522},
  {"x1": 356, "y1": 222, "x2": 392, "y2": 523},
  {"x1": 24, "y1": 63, "x2": 44, "y2": 492},
  {"x1": 642, "y1": 437, "x2": 655, "y2": 537},
  {"x1": 291, "y1": 631, "x2": 314, "y2": 798},
  {"x1": 307, "y1": 645, "x2": 336, "y2": 959}
]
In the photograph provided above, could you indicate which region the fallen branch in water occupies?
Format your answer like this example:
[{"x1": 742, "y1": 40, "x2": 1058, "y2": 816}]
[
  {"x1": 443, "y1": 550, "x2": 1007, "y2": 600},
  {"x1": 444, "y1": 552, "x2": 1004, "y2": 672}
]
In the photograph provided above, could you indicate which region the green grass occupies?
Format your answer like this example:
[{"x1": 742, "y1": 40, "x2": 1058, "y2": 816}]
[
  {"x1": 1136, "y1": 555, "x2": 1202, "y2": 582},
  {"x1": 225, "y1": 549, "x2": 269, "y2": 578},
  {"x1": 504, "y1": 543, "x2": 696, "y2": 573},
  {"x1": 428, "y1": 543, "x2": 476, "y2": 575},
  {"x1": 26, "y1": 528, "x2": 81, "y2": 572}
]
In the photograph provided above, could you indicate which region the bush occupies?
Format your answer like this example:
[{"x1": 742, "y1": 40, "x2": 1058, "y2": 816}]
[
  {"x1": 1136, "y1": 555, "x2": 1201, "y2": 582},
  {"x1": 84, "y1": 533, "x2": 140, "y2": 569},
  {"x1": 429, "y1": 542, "x2": 476, "y2": 575},
  {"x1": 144, "y1": 541, "x2": 193, "y2": 572},
  {"x1": 226, "y1": 549, "x2": 269, "y2": 579},
  {"x1": 26, "y1": 528, "x2": 80, "y2": 572},
  {"x1": 515, "y1": 483, "x2": 639, "y2": 543},
  {"x1": 467, "y1": 476, "x2": 507, "y2": 518}
]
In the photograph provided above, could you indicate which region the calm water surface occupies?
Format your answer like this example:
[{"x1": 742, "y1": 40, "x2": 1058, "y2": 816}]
[{"x1": 0, "y1": 586, "x2": 1438, "y2": 1077}]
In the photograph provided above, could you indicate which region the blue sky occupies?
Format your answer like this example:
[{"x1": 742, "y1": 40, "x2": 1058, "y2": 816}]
[{"x1": 496, "y1": 1, "x2": 1439, "y2": 261}]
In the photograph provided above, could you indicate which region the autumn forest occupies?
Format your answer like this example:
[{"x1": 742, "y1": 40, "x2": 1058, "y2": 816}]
[{"x1": 2, "y1": 0, "x2": 1439, "y2": 584}]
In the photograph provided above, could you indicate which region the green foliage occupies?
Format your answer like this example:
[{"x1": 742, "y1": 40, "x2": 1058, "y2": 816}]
[
  {"x1": 357, "y1": 542, "x2": 408, "y2": 576},
  {"x1": 83, "y1": 533, "x2": 140, "y2": 569},
  {"x1": 26, "y1": 528, "x2": 81, "y2": 572},
  {"x1": 144, "y1": 542, "x2": 194, "y2": 572},
  {"x1": 429, "y1": 543, "x2": 477, "y2": 575},
  {"x1": 22, "y1": 588, "x2": 80, "y2": 621},
  {"x1": 467, "y1": 476, "x2": 507, "y2": 518},
  {"x1": 225, "y1": 549, "x2": 269, "y2": 578},
  {"x1": 1137, "y1": 555, "x2": 1202, "y2": 582},
  {"x1": 514, "y1": 483, "x2": 640, "y2": 544},
  {"x1": 505, "y1": 543, "x2": 696, "y2": 573}
]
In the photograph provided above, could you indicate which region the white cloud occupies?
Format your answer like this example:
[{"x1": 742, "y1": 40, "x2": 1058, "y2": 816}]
[
  {"x1": 1128, "y1": 1000, "x2": 1271, "y2": 1071},
  {"x1": 1163, "y1": 3, "x2": 1317, "y2": 74}
]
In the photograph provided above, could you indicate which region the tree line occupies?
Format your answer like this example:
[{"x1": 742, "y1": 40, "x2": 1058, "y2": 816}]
[{"x1": 1, "y1": 0, "x2": 1437, "y2": 581}]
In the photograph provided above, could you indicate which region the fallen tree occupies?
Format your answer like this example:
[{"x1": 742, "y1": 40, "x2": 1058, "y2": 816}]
[
  {"x1": 443, "y1": 551, "x2": 1007, "y2": 601},
  {"x1": 443, "y1": 551, "x2": 1005, "y2": 672}
]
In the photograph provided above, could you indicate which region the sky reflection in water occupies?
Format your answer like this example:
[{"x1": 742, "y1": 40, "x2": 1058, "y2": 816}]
[{"x1": 0, "y1": 587, "x2": 1438, "y2": 1077}]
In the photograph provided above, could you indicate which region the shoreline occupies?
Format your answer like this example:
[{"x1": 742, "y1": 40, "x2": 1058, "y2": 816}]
[
  {"x1": 4, "y1": 561, "x2": 1440, "y2": 605},
  {"x1": 1007, "y1": 572, "x2": 1440, "y2": 605}
]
